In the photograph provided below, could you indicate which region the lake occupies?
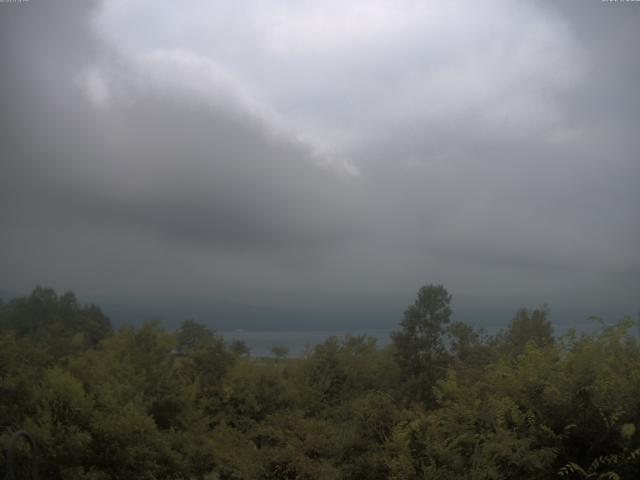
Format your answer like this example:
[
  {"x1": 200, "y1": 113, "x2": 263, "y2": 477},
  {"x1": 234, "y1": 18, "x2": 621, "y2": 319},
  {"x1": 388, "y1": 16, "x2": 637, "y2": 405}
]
[{"x1": 220, "y1": 329, "x2": 393, "y2": 357}]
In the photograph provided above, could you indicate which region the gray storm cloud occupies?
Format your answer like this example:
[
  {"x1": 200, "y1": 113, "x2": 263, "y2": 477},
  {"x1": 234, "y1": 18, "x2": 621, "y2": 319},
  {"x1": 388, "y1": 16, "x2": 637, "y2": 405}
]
[{"x1": 1, "y1": 0, "x2": 638, "y2": 328}]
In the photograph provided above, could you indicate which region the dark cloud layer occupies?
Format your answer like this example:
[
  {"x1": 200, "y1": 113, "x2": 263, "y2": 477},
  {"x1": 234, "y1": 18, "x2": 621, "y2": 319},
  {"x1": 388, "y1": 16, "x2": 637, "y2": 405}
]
[{"x1": 1, "y1": 0, "x2": 638, "y2": 329}]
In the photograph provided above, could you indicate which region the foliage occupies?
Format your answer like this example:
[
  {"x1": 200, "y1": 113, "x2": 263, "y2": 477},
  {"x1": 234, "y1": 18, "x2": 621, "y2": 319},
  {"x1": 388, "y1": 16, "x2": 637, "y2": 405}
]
[
  {"x1": 391, "y1": 284, "x2": 452, "y2": 404},
  {"x1": 1, "y1": 286, "x2": 639, "y2": 479},
  {"x1": 502, "y1": 306, "x2": 554, "y2": 355}
]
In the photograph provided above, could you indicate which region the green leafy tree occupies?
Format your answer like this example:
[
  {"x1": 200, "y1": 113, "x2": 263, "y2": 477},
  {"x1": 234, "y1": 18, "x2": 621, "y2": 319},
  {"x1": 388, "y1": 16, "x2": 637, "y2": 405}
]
[
  {"x1": 176, "y1": 319, "x2": 215, "y2": 354},
  {"x1": 231, "y1": 339, "x2": 251, "y2": 357},
  {"x1": 0, "y1": 287, "x2": 111, "y2": 355},
  {"x1": 391, "y1": 284, "x2": 452, "y2": 403},
  {"x1": 503, "y1": 306, "x2": 554, "y2": 354},
  {"x1": 2, "y1": 285, "x2": 640, "y2": 480}
]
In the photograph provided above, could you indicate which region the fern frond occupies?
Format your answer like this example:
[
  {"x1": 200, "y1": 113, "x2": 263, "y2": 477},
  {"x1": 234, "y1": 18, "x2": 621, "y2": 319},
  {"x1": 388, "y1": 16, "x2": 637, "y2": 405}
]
[
  {"x1": 558, "y1": 461, "x2": 588, "y2": 478},
  {"x1": 597, "y1": 473, "x2": 620, "y2": 480}
]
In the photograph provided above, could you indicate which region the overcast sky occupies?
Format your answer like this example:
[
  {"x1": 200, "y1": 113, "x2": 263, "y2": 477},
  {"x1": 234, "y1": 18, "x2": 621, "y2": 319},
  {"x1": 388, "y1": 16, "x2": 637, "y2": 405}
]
[{"x1": 1, "y1": 0, "x2": 638, "y2": 329}]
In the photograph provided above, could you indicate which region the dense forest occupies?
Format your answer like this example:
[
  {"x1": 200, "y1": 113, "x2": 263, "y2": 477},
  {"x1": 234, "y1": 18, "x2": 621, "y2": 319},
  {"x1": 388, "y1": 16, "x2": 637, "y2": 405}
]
[{"x1": 1, "y1": 286, "x2": 639, "y2": 479}]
